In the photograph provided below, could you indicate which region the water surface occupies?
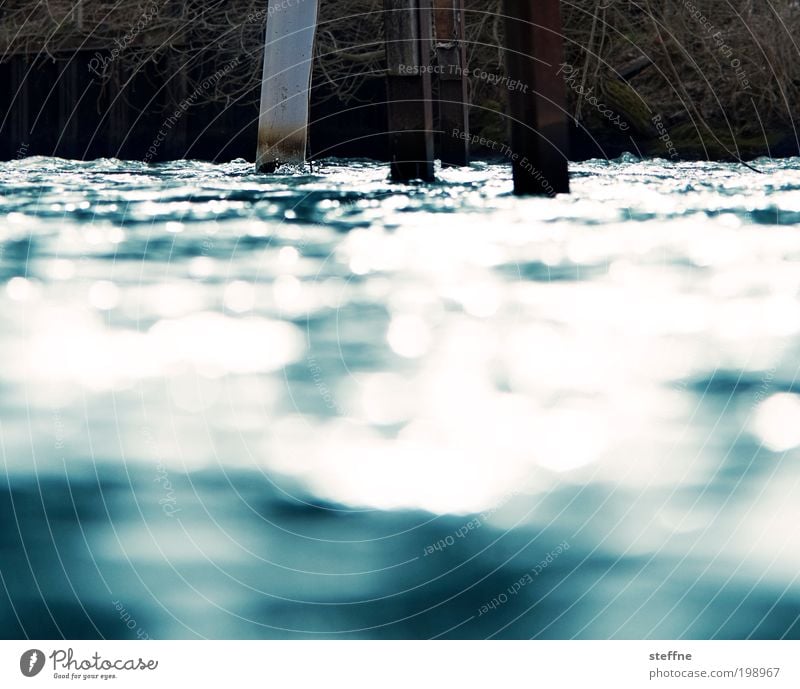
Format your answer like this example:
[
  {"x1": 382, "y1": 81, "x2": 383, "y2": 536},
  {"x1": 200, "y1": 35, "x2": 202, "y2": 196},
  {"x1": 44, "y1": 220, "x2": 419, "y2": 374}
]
[{"x1": 1, "y1": 156, "x2": 799, "y2": 639}]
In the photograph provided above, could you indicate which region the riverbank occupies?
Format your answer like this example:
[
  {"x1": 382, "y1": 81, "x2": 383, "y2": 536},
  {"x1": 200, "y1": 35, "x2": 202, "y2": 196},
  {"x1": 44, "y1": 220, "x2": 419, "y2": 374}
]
[{"x1": 1, "y1": 1, "x2": 797, "y2": 163}]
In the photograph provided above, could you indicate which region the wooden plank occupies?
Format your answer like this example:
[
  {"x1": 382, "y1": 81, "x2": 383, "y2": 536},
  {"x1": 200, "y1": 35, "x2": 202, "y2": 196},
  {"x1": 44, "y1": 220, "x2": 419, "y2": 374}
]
[
  {"x1": 163, "y1": 55, "x2": 188, "y2": 160},
  {"x1": 107, "y1": 61, "x2": 128, "y2": 158},
  {"x1": 10, "y1": 57, "x2": 29, "y2": 155},
  {"x1": 384, "y1": 0, "x2": 435, "y2": 182},
  {"x1": 434, "y1": 0, "x2": 469, "y2": 167},
  {"x1": 256, "y1": 0, "x2": 320, "y2": 172},
  {"x1": 503, "y1": 0, "x2": 570, "y2": 195},
  {"x1": 57, "y1": 59, "x2": 79, "y2": 158}
]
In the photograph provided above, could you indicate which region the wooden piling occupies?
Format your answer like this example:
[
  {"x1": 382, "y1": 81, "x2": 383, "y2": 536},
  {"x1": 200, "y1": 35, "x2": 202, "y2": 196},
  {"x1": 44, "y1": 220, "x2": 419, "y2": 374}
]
[
  {"x1": 384, "y1": 0, "x2": 435, "y2": 182},
  {"x1": 433, "y1": 0, "x2": 469, "y2": 167},
  {"x1": 256, "y1": 0, "x2": 320, "y2": 172},
  {"x1": 503, "y1": 0, "x2": 570, "y2": 195}
]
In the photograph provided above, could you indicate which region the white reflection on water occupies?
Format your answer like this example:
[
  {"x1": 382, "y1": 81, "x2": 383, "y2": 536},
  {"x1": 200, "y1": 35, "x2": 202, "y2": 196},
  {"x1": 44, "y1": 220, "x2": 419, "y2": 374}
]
[
  {"x1": 1, "y1": 156, "x2": 799, "y2": 638},
  {"x1": 752, "y1": 394, "x2": 800, "y2": 452}
]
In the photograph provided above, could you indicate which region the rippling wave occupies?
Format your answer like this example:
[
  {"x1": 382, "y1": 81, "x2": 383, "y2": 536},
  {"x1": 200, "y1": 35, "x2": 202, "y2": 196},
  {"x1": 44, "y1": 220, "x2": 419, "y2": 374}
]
[{"x1": 1, "y1": 156, "x2": 799, "y2": 639}]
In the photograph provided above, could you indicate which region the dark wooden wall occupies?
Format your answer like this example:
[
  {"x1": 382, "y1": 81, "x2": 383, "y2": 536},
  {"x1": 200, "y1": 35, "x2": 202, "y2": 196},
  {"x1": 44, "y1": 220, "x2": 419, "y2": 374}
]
[
  {"x1": 0, "y1": 50, "x2": 393, "y2": 163},
  {"x1": 0, "y1": 52, "x2": 259, "y2": 162}
]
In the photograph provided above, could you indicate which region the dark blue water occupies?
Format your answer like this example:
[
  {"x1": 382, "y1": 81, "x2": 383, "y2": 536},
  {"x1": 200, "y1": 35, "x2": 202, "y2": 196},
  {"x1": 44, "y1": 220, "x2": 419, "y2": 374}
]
[{"x1": 1, "y1": 156, "x2": 799, "y2": 638}]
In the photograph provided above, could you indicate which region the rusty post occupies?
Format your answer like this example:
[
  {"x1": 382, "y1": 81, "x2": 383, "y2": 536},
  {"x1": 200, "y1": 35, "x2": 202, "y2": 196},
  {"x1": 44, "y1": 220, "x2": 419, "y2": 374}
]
[
  {"x1": 503, "y1": 0, "x2": 570, "y2": 195},
  {"x1": 433, "y1": 0, "x2": 469, "y2": 167},
  {"x1": 384, "y1": 0, "x2": 435, "y2": 182},
  {"x1": 256, "y1": 0, "x2": 320, "y2": 172}
]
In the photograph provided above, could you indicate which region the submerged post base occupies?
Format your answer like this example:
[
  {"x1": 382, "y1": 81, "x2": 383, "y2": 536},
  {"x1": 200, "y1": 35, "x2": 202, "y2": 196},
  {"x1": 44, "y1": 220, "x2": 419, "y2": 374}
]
[
  {"x1": 504, "y1": 0, "x2": 570, "y2": 196},
  {"x1": 256, "y1": 160, "x2": 280, "y2": 174}
]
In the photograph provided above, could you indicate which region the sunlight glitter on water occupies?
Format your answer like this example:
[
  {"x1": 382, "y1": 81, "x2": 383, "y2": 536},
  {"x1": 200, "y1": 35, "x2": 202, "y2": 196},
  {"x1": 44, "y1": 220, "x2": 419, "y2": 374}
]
[{"x1": 1, "y1": 156, "x2": 800, "y2": 638}]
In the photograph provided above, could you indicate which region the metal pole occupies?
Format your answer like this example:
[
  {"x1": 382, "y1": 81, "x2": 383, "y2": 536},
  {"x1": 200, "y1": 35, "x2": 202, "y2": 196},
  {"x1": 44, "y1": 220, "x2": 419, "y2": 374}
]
[
  {"x1": 434, "y1": 0, "x2": 469, "y2": 167},
  {"x1": 504, "y1": 0, "x2": 570, "y2": 195},
  {"x1": 384, "y1": 0, "x2": 435, "y2": 182},
  {"x1": 256, "y1": 0, "x2": 320, "y2": 172}
]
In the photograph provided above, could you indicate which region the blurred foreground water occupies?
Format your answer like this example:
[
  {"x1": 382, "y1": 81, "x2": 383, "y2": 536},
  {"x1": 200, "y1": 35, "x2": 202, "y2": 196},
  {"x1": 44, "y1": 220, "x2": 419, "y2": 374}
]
[{"x1": 1, "y1": 156, "x2": 799, "y2": 639}]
